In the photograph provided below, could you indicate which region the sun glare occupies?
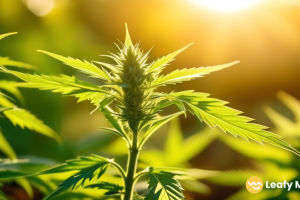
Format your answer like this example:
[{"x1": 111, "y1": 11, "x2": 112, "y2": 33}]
[{"x1": 190, "y1": 0, "x2": 263, "y2": 12}]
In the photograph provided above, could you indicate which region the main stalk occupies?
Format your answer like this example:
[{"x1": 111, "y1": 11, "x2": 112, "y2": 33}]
[{"x1": 123, "y1": 135, "x2": 140, "y2": 200}]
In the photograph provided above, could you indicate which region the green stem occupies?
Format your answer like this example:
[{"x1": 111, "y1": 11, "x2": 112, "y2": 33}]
[{"x1": 123, "y1": 135, "x2": 140, "y2": 200}]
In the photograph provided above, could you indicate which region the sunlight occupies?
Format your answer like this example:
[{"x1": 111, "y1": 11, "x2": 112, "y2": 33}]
[{"x1": 190, "y1": 0, "x2": 263, "y2": 12}]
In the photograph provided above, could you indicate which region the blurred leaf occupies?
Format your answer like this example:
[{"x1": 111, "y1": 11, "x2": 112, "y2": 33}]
[
  {"x1": 0, "y1": 81, "x2": 24, "y2": 102},
  {"x1": 277, "y1": 91, "x2": 300, "y2": 121},
  {"x1": 150, "y1": 61, "x2": 239, "y2": 87},
  {"x1": 145, "y1": 167, "x2": 184, "y2": 200},
  {"x1": 15, "y1": 178, "x2": 33, "y2": 198},
  {"x1": 218, "y1": 133, "x2": 293, "y2": 162},
  {"x1": 27, "y1": 176, "x2": 56, "y2": 195},
  {"x1": 0, "y1": 130, "x2": 16, "y2": 160},
  {"x1": 0, "y1": 32, "x2": 17, "y2": 41},
  {"x1": 180, "y1": 179, "x2": 210, "y2": 195},
  {"x1": 0, "y1": 157, "x2": 57, "y2": 175},
  {"x1": 0, "y1": 170, "x2": 26, "y2": 179},
  {"x1": 0, "y1": 190, "x2": 8, "y2": 200},
  {"x1": 0, "y1": 57, "x2": 35, "y2": 70},
  {"x1": 40, "y1": 155, "x2": 112, "y2": 200},
  {"x1": 226, "y1": 189, "x2": 277, "y2": 200}
]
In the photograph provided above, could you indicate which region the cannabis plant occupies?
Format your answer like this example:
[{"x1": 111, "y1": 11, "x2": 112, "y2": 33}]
[{"x1": 1, "y1": 25, "x2": 299, "y2": 200}]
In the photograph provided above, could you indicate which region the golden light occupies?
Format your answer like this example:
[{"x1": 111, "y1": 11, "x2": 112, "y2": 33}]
[{"x1": 190, "y1": 0, "x2": 263, "y2": 12}]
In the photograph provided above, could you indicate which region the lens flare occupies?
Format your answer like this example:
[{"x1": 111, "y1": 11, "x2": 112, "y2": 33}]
[{"x1": 190, "y1": 0, "x2": 262, "y2": 12}]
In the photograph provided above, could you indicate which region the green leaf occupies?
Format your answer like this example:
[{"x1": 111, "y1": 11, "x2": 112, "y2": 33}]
[
  {"x1": 0, "y1": 66, "x2": 110, "y2": 107},
  {"x1": 145, "y1": 167, "x2": 185, "y2": 200},
  {"x1": 0, "y1": 32, "x2": 17, "y2": 41},
  {"x1": 3, "y1": 107, "x2": 61, "y2": 143},
  {"x1": 15, "y1": 178, "x2": 34, "y2": 198},
  {"x1": 169, "y1": 91, "x2": 300, "y2": 156},
  {"x1": 38, "y1": 50, "x2": 111, "y2": 81},
  {"x1": 101, "y1": 107, "x2": 129, "y2": 142},
  {"x1": 1, "y1": 68, "x2": 106, "y2": 94},
  {"x1": 0, "y1": 157, "x2": 56, "y2": 177},
  {"x1": 139, "y1": 111, "x2": 185, "y2": 149},
  {"x1": 0, "y1": 81, "x2": 24, "y2": 102},
  {"x1": 0, "y1": 57, "x2": 35, "y2": 70},
  {"x1": 0, "y1": 190, "x2": 8, "y2": 200},
  {"x1": 0, "y1": 130, "x2": 17, "y2": 160},
  {"x1": 39, "y1": 155, "x2": 112, "y2": 200},
  {"x1": 150, "y1": 61, "x2": 239, "y2": 88},
  {"x1": 0, "y1": 107, "x2": 14, "y2": 113},
  {"x1": 85, "y1": 181, "x2": 123, "y2": 195},
  {"x1": 0, "y1": 170, "x2": 26, "y2": 179},
  {"x1": 147, "y1": 44, "x2": 193, "y2": 74},
  {"x1": 0, "y1": 88, "x2": 60, "y2": 142}
]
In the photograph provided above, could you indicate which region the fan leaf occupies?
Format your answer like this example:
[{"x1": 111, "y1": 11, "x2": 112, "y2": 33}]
[
  {"x1": 39, "y1": 155, "x2": 112, "y2": 200},
  {"x1": 167, "y1": 91, "x2": 300, "y2": 156},
  {"x1": 147, "y1": 44, "x2": 193, "y2": 74},
  {"x1": 38, "y1": 50, "x2": 111, "y2": 81},
  {"x1": 145, "y1": 167, "x2": 185, "y2": 200},
  {"x1": 0, "y1": 130, "x2": 16, "y2": 160},
  {"x1": 150, "y1": 61, "x2": 239, "y2": 88}
]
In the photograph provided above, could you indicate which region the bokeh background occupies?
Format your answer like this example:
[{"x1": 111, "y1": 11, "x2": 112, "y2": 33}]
[{"x1": 0, "y1": 0, "x2": 300, "y2": 199}]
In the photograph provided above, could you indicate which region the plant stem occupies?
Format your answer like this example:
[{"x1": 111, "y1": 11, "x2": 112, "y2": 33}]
[{"x1": 124, "y1": 135, "x2": 140, "y2": 200}]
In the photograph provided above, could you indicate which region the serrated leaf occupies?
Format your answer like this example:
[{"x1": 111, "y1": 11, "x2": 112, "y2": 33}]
[
  {"x1": 40, "y1": 155, "x2": 111, "y2": 200},
  {"x1": 101, "y1": 107, "x2": 129, "y2": 142},
  {"x1": 145, "y1": 167, "x2": 185, "y2": 200},
  {"x1": 150, "y1": 61, "x2": 239, "y2": 88},
  {"x1": 0, "y1": 57, "x2": 35, "y2": 70},
  {"x1": 0, "y1": 130, "x2": 17, "y2": 160},
  {"x1": 85, "y1": 181, "x2": 123, "y2": 195},
  {"x1": 0, "y1": 93, "x2": 60, "y2": 142},
  {"x1": 168, "y1": 91, "x2": 300, "y2": 156},
  {"x1": 38, "y1": 50, "x2": 111, "y2": 81},
  {"x1": 147, "y1": 44, "x2": 193, "y2": 74},
  {"x1": 139, "y1": 111, "x2": 185, "y2": 148},
  {"x1": 3, "y1": 108, "x2": 61, "y2": 142},
  {"x1": 0, "y1": 81, "x2": 24, "y2": 102}
]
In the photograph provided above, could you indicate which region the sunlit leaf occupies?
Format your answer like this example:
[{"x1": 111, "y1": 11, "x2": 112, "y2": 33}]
[
  {"x1": 39, "y1": 155, "x2": 112, "y2": 200},
  {"x1": 0, "y1": 130, "x2": 16, "y2": 160},
  {"x1": 0, "y1": 81, "x2": 24, "y2": 102},
  {"x1": 0, "y1": 32, "x2": 17, "y2": 41},
  {"x1": 150, "y1": 61, "x2": 239, "y2": 88},
  {"x1": 147, "y1": 44, "x2": 193, "y2": 74},
  {"x1": 166, "y1": 91, "x2": 300, "y2": 156},
  {"x1": 15, "y1": 178, "x2": 34, "y2": 198},
  {"x1": 145, "y1": 167, "x2": 185, "y2": 200},
  {"x1": 38, "y1": 50, "x2": 111, "y2": 81},
  {"x1": 0, "y1": 57, "x2": 35, "y2": 70}
]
